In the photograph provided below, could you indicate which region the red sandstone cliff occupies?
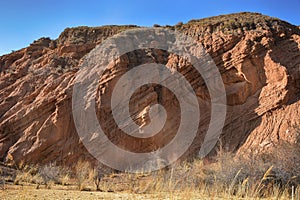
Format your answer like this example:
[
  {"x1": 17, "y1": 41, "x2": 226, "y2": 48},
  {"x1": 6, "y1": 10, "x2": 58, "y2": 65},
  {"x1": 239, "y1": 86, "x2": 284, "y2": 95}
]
[{"x1": 0, "y1": 13, "x2": 299, "y2": 166}]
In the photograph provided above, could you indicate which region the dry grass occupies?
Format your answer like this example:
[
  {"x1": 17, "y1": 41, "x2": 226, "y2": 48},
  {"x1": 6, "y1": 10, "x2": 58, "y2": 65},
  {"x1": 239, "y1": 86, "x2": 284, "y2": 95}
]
[
  {"x1": 74, "y1": 160, "x2": 93, "y2": 191},
  {"x1": 1, "y1": 142, "x2": 299, "y2": 199}
]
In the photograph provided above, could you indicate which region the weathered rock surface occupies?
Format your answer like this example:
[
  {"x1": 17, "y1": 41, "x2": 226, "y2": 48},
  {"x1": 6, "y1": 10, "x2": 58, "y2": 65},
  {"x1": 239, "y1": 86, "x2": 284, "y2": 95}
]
[{"x1": 0, "y1": 13, "x2": 299, "y2": 166}]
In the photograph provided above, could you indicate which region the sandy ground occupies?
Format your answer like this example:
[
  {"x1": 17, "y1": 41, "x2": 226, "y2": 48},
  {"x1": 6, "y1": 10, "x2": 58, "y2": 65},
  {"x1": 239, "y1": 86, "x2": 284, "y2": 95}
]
[{"x1": 0, "y1": 184, "x2": 212, "y2": 200}]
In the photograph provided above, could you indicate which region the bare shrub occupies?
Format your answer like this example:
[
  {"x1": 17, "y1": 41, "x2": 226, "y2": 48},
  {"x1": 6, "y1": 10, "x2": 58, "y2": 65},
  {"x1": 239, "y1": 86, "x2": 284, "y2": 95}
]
[
  {"x1": 75, "y1": 160, "x2": 91, "y2": 190},
  {"x1": 175, "y1": 22, "x2": 183, "y2": 27},
  {"x1": 13, "y1": 164, "x2": 38, "y2": 185},
  {"x1": 198, "y1": 141, "x2": 300, "y2": 198},
  {"x1": 0, "y1": 168, "x2": 5, "y2": 190},
  {"x1": 269, "y1": 141, "x2": 300, "y2": 183},
  {"x1": 92, "y1": 168, "x2": 104, "y2": 191},
  {"x1": 39, "y1": 163, "x2": 60, "y2": 188},
  {"x1": 32, "y1": 173, "x2": 43, "y2": 189},
  {"x1": 12, "y1": 162, "x2": 71, "y2": 189}
]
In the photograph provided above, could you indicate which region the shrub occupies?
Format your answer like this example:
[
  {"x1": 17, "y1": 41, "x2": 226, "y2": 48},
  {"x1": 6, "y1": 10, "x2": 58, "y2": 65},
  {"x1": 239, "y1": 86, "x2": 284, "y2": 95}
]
[
  {"x1": 13, "y1": 164, "x2": 38, "y2": 185},
  {"x1": 13, "y1": 162, "x2": 71, "y2": 189},
  {"x1": 75, "y1": 160, "x2": 92, "y2": 190},
  {"x1": 175, "y1": 22, "x2": 183, "y2": 27},
  {"x1": 199, "y1": 141, "x2": 300, "y2": 198},
  {"x1": 92, "y1": 168, "x2": 104, "y2": 191},
  {"x1": 59, "y1": 172, "x2": 70, "y2": 186},
  {"x1": 39, "y1": 164, "x2": 60, "y2": 188},
  {"x1": 0, "y1": 168, "x2": 5, "y2": 190}
]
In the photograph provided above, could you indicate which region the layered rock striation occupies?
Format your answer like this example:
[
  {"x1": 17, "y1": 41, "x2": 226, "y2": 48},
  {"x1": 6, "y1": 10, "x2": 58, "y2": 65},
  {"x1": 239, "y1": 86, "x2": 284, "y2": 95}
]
[{"x1": 0, "y1": 13, "x2": 299, "y2": 166}]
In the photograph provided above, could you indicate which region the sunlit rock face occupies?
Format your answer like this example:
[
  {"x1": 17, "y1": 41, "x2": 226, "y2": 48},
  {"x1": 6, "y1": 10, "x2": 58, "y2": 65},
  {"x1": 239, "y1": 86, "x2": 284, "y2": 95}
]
[{"x1": 0, "y1": 13, "x2": 299, "y2": 166}]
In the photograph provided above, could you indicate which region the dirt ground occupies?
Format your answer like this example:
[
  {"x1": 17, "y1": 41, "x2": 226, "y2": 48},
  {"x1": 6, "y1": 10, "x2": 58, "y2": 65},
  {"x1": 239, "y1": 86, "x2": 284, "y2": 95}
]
[{"x1": 0, "y1": 184, "x2": 212, "y2": 200}]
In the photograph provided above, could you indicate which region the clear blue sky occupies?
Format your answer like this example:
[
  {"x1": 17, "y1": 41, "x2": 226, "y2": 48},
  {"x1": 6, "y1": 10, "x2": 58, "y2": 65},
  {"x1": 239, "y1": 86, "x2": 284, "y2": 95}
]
[{"x1": 1, "y1": 0, "x2": 299, "y2": 56}]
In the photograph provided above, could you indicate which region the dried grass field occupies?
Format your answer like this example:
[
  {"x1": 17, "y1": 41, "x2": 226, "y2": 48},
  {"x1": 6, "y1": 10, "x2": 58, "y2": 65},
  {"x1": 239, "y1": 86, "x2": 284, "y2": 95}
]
[{"x1": 1, "y1": 143, "x2": 299, "y2": 199}]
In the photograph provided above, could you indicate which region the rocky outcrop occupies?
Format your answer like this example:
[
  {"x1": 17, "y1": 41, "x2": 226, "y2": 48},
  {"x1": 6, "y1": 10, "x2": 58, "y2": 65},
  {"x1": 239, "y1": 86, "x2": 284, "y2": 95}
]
[{"x1": 0, "y1": 13, "x2": 299, "y2": 166}]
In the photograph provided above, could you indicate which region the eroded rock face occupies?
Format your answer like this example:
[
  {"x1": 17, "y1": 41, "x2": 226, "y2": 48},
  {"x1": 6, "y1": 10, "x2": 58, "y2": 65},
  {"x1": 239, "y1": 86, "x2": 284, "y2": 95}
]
[{"x1": 0, "y1": 13, "x2": 299, "y2": 166}]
